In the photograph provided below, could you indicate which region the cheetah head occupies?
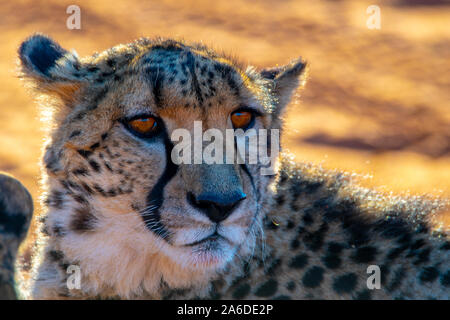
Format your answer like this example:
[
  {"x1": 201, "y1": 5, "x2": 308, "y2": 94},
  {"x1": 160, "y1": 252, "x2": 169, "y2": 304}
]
[{"x1": 18, "y1": 34, "x2": 306, "y2": 297}]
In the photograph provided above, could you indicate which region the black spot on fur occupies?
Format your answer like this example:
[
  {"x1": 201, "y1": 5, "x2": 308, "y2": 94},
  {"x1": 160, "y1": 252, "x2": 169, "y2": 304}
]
[
  {"x1": 386, "y1": 244, "x2": 409, "y2": 261},
  {"x1": 374, "y1": 218, "x2": 409, "y2": 239},
  {"x1": 44, "y1": 190, "x2": 64, "y2": 209},
  {"x1": 65, "y1": 180, "x2": 82, "y2": 192},
  {"x1": 275, "y1": 194, "x2": 285, "y2": 206},
  {"x1": 351, "y1": 246, "x2": 377, "y2": 263},
  {"x1": 131, "y1": 203, "x2": 140, "y2": 212},
  {"x1": 278, "y1": 170, "x2": 288, "y2": 184},
  {"x1": 80, "y1": 182, "x2": 93, "y2": 195},
  {"x1": 386, "y1": 266, "x2": 405, "y2": 292},
  {"x1": 290, "y1": 180, "x2": 322, "y2": 197},
  {"x1": 379, "y1": 264, "x2": 390, "y2": 285},
  {"x1": 185, "y1": 52, "x2": 204, "y2": 104},
  {"x1": 74, "y1": 111, "x2": 87, "y2": 121},
  {"x1": 265, "y1": 258, "x2": 282, "y2": 276},
  {"x1": 302, "y1": 222, "x2": 328, "y2": 251},
  {"x1": 226, "y1": 76, "x2": 240, "y2": 96},
  {"x1": 345, "y1": 222, "x2": 371, "y2": 247},
  {"x1": 52, "y1": 224, "x2": 66, "y2": 237},
  {"x1": 44, "y1": 148, "x2": 61, "y2": 173},
  {"x1": 397, "y1": 232, "x2": 412, "y2": 245},
  {"x1": 106, "y1": 189, "x2": 117, "y2": 197},
  {"x1": 87, "y1": 66, "x2": 99, "y2": 72},
  {"x1": 93, "y1": 184, "x2": 106, "y2": 196},
  {"x1": 412, "y1": 247, "x2": 431, "y2": 265},
  {"x1": 333, "y1": 273, "x2": 357, "y2": 294},
  {"x1": 302, "y1": 210, "x2": 314, "y2": 225},
  {"x1": 92, "y1": 87, "x2": 109, "y2": 108},
  {"x1": 69, "y1": 130, "x2": 81, "y2": 138},
  {"x1": 106, "y1": 58, "x2": 115, "y2": 67},
  {"x1": 410, "y1": 239, "x2": 426, "y2": 250},
  {"x1": 72, "y1": 194, "x2": 88, "y2": 205},
  {"x1": 90, "y1": 142, "x2": 100, "y2": 150},
  {"x1": 302, "y1": 266, "x2": 324, "y2": 288},
  {"x1": 48, "y1": 250, "x2": 64, "y2": 262},
  {"x1": 322, "y1": 242, "x2": 344, "y2": 269},
  {"x1": 232, "y1": 283, "x2": 250, "y2": 299},
  {"x1": 322, "y1": 254, "x2": 342, "y2": 269},
  {"x1": 209, "y1": 279, "x2": 224, "y2": 300},
  {"x1": 414, "y1": 223, "x2": 429, "y2": 234},
  {"x1": 297, "y1": 225, "x2": 305, "y2": 236},
  {"x1": 440, "y1": 270, "x2": 450, "y2": 287},
  {"x1": 354, "y1": 289, "x2": 372, "y2": 300},
  {"x1": 146, "y1": 65, "x2": 165, "y2": 108},
  {"x1": 72, "y1": 168, "x2": 89, "y2": 176},
  {"x1": 100, "y1": 71, "x2": 114, "y2": 78},
  {"x1": 289, "y1": 253, "x2": 308, "y2": 269},
  {"x1": 286, "y1": 220, "x2": 295, "y2": 230},
  {"x1": 286, "y1": 281, "x2": 296, "y2": 291},
  {"x1": 254, "y1": 279, "x2": 278, "y2": 297},
  {"x1": 41, "y1": 224, "x2": 50, "y2": 236},
  {"x1": 290, "y1": 238, "x2": 300, "y2": 250},
  {"x1": 440, "y1": 242, "x2": 450, "y2": 251},
  {"x1": 88, "y1": 160, "x2": 101, "y2": 173},
  {"x1": 418, "y1": 267, "x2": 439, "y2": 283},
  {"x1": 77, "y1": 149, "x2": 92, "y2": 158},
  {"x1": 70, "y1": 207, "x2": 98, "y2": 232},
  {"x1": 104, "y1": 162, "x2": 113, "y2": 172},
  {"x1": 242, "y1": 261, "x2": 251, "y2": 276}
]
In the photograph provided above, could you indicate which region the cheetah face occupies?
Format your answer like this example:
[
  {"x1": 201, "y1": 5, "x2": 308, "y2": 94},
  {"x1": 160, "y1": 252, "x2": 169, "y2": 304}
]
[{"x1": 19, "y1": 35, "x2": 306, "y2": 279}]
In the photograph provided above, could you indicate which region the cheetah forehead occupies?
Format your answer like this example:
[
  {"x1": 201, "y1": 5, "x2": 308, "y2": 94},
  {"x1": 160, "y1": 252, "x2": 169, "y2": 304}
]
[
  {"x1": 19, "y1": 34, "x2": 306, "y2": 123},
  {"x1": 80, "y1": 39, "x2": 266, "y2": 113}
]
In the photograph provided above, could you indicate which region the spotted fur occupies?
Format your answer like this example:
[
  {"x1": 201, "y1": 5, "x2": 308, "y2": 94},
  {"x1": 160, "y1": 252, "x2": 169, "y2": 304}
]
[{"x1": 10, "y1": 33, "x2": 449, "y2": 299}]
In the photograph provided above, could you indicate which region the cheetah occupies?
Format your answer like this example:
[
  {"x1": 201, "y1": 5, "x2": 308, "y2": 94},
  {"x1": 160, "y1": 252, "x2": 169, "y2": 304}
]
[
  {"x1": 0, "y1": 173, "x2": 32, "y2": 299},
  {"x1": 9, "y1": 33, "x2": 449, "y2": 299}
]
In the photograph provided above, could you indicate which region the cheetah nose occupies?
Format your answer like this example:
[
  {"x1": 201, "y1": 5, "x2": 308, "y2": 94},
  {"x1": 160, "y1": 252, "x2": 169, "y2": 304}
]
[{"x1": 187, "y1": 191, "x2": 247, "y2": 223}]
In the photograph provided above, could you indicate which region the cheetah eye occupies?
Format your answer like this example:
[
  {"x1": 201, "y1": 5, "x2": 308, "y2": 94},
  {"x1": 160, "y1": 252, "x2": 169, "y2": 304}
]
[
  {"x1": 125, "y1": 116, "x2": 160, "y2": 137},
  {"x1": 230, "y1": 109, "x2": 255, "y2": 130}
]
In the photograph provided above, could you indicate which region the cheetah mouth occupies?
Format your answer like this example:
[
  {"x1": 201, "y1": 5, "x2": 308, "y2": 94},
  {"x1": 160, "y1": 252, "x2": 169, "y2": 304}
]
[
  {"x1": 184, "y1": 232, "x2": 231, "y2": 247},
  {"x1": 181, "y1": 231, "x2": 237, "y2": 268}
]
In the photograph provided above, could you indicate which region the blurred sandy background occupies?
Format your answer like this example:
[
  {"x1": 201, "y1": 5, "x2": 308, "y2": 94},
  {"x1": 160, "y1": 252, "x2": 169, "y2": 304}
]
[{"x1": 0, "y1": 0, "x2": 449, "y2": 225}]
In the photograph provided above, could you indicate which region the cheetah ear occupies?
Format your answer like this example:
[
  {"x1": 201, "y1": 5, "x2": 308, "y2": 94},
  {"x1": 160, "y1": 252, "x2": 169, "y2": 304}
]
[
  {"x1": 18, "y1": 34, "x2": 85, "y2": 101},
  {"x1": 261, "y1": 58, "x2": 307, "y2": 115}
]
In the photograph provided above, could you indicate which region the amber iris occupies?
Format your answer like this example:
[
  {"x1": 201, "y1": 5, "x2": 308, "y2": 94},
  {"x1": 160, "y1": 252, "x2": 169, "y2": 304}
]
[
  {"x1": 231, "y1": 111, "x2": 253, "y2": 129},
  {"x1": 128, "y1": 117, "x2": 158, "y2": 135}
]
